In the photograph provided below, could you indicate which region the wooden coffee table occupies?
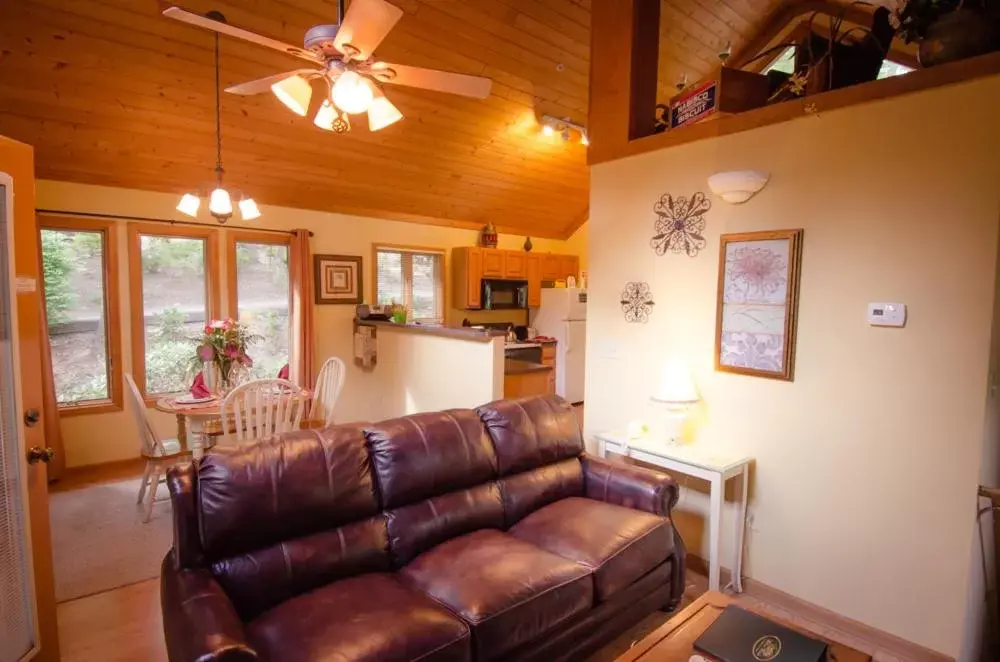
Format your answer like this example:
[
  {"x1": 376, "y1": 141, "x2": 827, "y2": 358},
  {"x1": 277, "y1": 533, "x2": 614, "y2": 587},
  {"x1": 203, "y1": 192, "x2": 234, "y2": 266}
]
[{"x1": 616, "y1": 592, "x2": 871, "y2": 662}]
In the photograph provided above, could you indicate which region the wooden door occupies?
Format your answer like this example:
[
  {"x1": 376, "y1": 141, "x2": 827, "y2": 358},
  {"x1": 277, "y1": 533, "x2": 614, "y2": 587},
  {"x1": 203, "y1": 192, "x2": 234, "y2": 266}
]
[
  {"x1": 560, "y1": 255, "x2": 580, "y2": 281},
  {"x1": 466, "y1": 248, "x2": 483, "y2": 308},
  {"x1": 504, "y1": 251, "x2": 526, "y2": 279},
  {"x1": 482, "y1": 249, "x2": 503, "y2": 278},
  {"x1": 526, "y1": 255, "x2": 541, "y2": 308},
  {"x1": 0, "y1": 136, "x2": 59, "y2": 661},
  {"x1": 541, "y1": 254, "x2": 560, "y2": 280}
]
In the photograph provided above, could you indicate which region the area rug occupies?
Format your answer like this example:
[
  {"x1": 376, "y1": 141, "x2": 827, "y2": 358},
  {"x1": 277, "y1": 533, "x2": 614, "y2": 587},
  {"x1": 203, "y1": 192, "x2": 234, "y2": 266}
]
[{"x1": 50, "y1": 477, "x2": 172, "y2": 602}]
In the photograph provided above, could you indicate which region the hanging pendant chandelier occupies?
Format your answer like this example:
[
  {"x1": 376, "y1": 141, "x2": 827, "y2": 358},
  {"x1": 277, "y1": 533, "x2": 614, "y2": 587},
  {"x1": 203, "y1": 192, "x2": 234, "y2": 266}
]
[{"x1": 176, "y1": 15, "x2": 260, "y2": 224}]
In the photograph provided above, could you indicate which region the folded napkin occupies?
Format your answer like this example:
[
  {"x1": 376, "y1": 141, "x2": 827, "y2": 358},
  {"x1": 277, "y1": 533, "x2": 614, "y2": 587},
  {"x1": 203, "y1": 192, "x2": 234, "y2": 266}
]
[
  {"x1": 277, "y1": 364, "x2": 290, "y2": 380},
  {"x1": 190, "y1": 372, "x2": 211, "y2": 399}
]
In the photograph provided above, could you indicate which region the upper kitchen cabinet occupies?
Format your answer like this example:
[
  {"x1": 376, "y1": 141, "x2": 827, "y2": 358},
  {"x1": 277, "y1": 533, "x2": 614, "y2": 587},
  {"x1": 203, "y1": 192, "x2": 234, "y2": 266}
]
[
  {"x1": 452, "y1": 247, "x2": 483, "y2": 309},
  {"x1": 504, "y1": 251, "x2": 527, "y2": 279},
  {"x1": 526, "y1": 254, "x2": 541, "y2": 308},
  {"x1": 482, "y1": 249, "x2": 504, "y2": 277},
  {"x1": 541, "y1": 254, "x2": 561, "y2": 280},
  {"x1": 559, "y1": 255, "x2": 580, "y2": 281}
]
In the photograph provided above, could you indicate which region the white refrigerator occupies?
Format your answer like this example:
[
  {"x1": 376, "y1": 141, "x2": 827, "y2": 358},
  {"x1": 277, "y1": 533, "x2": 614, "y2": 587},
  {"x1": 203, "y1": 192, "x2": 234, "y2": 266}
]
[{"x1": 533, "y1": 288, "x2": 587, "y2": 404}]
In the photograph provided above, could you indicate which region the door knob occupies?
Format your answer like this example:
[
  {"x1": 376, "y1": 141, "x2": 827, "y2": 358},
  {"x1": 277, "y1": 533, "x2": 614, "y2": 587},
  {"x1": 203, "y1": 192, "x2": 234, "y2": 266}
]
[
  {"x1": 27, "y1": 447, "x2": 55, "y2": 465},
  {"x1": 24, "y1": 409, "x2": 40, "y2": 427}
]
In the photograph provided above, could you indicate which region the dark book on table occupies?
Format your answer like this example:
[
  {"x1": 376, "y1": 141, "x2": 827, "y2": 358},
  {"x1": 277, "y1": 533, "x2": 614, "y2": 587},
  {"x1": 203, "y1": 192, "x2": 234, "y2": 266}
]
[{"x1": 694, "y1": 606, "x2": 828, "y2": 662}]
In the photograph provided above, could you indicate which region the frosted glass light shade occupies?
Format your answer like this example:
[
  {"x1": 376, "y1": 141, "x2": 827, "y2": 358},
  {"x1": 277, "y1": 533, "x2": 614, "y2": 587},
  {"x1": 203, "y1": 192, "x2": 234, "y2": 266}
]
[
  {"x1": 332, "y1": 71, "x2": 373, "y2": 115},
  {"x1": 209, "y1": 187, "x2": 232, "y2": 217},
  {"x1": 239, "y1": 198, "x2": 261, "y2": 220},
  {"x1": 368, "y1": 94, "x2": 403, "y2": 131},
  {"x1": 651, "y1": 358, "x2": 700, "y2": 407},
  {"x1": 708, "y1": 170, "x2": 770, "y2": 204},
  {"x1": 176, "y1": 193, "x2": 200, "y2": 217},
  {"x1": 314, "y1": 99, "x2": 338, "y2": 130},
  {"x1": 271, "y1": 75, "x2": 313, "y2": 117}
]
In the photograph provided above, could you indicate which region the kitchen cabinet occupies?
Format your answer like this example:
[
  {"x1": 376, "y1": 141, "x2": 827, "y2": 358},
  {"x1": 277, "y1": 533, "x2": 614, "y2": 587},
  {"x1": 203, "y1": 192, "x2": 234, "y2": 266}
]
[
  {"x1": 482, "y1": 249, "x2": 504, "y2": 277},
  {"x1": 541, "y1": 343, "x2": 557, "y2": 394},
  {"x1": 541, "y1": 254, "x2": 561, "y2": 280},
  {"x1": 559, "y1": 255, "x2": 579, "y2": 281},
  {"x1": 452, "y1": 247, "x2": 483, "y2": 309},
  {"x1": 504, "y1": 251, "x2": 527, "y2": 279},
  {"x1": 526, "y1": 254, "x2": 541, "y2": 308},
  {"x1": 504, "y1": 364, "x2": 553, "y2": 398}
]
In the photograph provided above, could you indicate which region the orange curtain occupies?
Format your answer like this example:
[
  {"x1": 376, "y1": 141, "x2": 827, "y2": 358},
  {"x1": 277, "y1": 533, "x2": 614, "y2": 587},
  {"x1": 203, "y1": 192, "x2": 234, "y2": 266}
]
[
  {"x1": 35, "y1": 232, "x2": 65, "y2": 481},
  {"x1": 289, "y1": 229, "x2": 315, "y2": 389}
]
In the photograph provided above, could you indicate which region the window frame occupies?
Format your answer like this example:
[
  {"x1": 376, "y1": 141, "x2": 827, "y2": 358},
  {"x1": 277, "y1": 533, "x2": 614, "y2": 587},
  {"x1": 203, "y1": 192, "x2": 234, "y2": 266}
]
[
  {"x1": 372, "y1": 243, "x2": 447, "y2": 323},
  {"x1": 127, "y1": 223, "x2": 221, "y2": 402},
  {"x1": 38, "y1": 215, "x2": 123, "y2": 416}
]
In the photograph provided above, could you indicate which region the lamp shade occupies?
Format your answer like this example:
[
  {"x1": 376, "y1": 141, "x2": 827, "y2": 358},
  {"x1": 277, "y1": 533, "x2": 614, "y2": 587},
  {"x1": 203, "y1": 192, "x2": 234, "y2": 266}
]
[
  {"x1": 314, "y1": 99, "x2": 338, "y2": 131},
  {"x1": 707, "y1": 170, "x2": 770, "y2": 204},
  {"x1": 271, "y1": 75, "x2": 313, "y2": 117},
  {"x1": 368, "y1": 93, "x2": 403, "y2": 131},
  {"x1": 209, "y1": 187, "x2": 232, "y2": 217},
  {"x1": 332, "y1": 71, "x2": 374, "y2": 115},
  {"x1": 176, "y1": 193, "x2": 200, "y2": 217},
  {"x1": 238, "y1": 198, "x2": 261, "y2": 221},
  {"x1": 651, "y1": 358, "x2": 700, "y2": 406}
]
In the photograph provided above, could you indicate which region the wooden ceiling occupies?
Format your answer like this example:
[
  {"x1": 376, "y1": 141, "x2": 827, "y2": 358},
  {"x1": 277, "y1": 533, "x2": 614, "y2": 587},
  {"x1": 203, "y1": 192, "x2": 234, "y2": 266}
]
[{"x1": 1, "y1": 0, "x2": 836, "y2": 238}]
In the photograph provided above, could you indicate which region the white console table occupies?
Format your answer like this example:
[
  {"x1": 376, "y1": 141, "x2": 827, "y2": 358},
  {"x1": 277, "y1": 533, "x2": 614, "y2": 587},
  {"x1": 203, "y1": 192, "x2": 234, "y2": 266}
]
[{"x1": 595, "y1": 432, "x2": 752, "y2": 594}]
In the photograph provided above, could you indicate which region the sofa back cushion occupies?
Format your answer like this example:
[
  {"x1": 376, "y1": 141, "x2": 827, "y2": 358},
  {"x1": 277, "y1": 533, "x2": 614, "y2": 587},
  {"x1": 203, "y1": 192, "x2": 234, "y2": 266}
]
[
  {"x1": 365, "y1": 409, "x2": 498, "y2": 509},
  {"x1": 196, "y1": 424, "x2": 380, "y2": 560},
  {"x1": 477, "y1": 396, "x2": 584, "y2": 476},
  {"x1": 498, "y1": 458, "x2": 584, "y2": 527}
]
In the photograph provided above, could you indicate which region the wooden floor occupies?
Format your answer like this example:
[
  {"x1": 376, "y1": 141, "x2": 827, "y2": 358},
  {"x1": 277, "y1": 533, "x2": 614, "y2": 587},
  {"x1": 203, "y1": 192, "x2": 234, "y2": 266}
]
[{"x1": 58, "y1": 578, "x2": 166, "y2": 662}]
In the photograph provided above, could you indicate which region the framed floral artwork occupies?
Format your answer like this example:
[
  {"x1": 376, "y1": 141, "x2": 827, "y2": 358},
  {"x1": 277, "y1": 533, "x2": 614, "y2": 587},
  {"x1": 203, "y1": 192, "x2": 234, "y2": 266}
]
[
  {"x1": 715, "y1": 230, "x2": 803, "y2": 381},
  {"x1": 314, "y1": 254, "x2": 363, "y2": 305}
]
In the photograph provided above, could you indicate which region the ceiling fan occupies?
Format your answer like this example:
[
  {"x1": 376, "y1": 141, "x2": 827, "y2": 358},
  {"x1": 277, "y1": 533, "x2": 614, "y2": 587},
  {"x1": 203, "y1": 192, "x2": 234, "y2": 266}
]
[{"x1": 159, "y1": 0, "x2": 493, "y2": 133}]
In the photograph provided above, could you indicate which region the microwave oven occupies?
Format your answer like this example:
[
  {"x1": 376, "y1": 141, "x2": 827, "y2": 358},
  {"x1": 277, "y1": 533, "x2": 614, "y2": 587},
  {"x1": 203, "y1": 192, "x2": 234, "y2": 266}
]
[{"x1": 482, "y1": 279, "x2": 528, "y2": 310}]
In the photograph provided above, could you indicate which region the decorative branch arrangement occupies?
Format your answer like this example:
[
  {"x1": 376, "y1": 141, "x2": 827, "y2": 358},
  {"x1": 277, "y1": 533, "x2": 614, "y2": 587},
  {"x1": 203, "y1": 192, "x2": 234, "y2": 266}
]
[
  {"x1": 651, "y1": 192, "x2": 711, "y2": 258},
  {"x1": 620, "y1": 282, "x2": 656, "y2": 323}
]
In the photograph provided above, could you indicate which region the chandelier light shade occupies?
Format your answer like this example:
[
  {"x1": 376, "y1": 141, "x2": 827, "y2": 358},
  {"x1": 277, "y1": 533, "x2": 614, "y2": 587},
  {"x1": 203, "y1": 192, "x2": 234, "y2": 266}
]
[
  {"x1": 314, "y1": 99, "x2": 338, "y2": 131},
  {"x1": 332, "y1": 70, "x2": 374, "y2": 115},
  {"x1": 271, "y1": 75, "x2": 313, "y2": 117},
  {"x1": 176, "y1": 24, "x2": 262, "y2": 224},
  {"x1": 367, "y1": 90, "x2": 403, "y2": 131}
]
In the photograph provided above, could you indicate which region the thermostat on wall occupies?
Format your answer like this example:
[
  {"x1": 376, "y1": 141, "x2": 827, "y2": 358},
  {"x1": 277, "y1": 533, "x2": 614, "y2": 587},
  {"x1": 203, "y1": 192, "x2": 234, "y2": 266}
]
[{"x1": 868, "y1": 302, "x2": 906, "y2": 327}]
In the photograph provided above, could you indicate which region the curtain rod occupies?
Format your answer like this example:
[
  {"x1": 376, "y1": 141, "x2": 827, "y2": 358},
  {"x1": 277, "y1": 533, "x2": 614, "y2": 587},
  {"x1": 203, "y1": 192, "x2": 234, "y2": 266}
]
[{"x1": 35, "y1": 209, "x2": 312, "y2": 237}]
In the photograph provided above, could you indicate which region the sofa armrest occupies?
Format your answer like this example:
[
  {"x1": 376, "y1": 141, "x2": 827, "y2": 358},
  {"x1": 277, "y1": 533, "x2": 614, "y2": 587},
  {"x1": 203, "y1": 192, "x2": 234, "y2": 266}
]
[
  {"x1": 160, "y1": 553, "x2": 258, "y2": 662},
  {"x1": 581, "y1": 454, "x2": 679, "y2": 516}
]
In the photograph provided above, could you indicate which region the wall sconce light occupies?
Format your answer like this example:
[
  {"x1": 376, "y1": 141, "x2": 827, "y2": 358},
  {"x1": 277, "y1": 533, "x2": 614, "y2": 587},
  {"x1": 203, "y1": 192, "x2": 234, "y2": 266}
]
[
  {"x1": 540, "y1": 114, "x2": 589, "y2": 146},
  {"x1": 707, "y1": 170, "x2": 771, "y2": 204}
]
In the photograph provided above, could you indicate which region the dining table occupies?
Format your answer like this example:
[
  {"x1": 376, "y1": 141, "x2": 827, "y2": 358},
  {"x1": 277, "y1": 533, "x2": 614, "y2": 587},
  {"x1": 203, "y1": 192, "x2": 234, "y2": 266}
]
[{"x1": 155, "y1": 387, "x2": 313, "y2": 459}]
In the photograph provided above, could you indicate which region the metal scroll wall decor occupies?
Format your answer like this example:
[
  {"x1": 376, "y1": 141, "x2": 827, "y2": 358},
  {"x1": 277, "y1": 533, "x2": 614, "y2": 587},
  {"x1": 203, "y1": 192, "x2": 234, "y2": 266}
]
[
  {"x1": 620, "y1": 282, "x2": 655, "y2": 323},
  {"x1": 650, "y1": 191, "x2": 711, "y2": 258}
]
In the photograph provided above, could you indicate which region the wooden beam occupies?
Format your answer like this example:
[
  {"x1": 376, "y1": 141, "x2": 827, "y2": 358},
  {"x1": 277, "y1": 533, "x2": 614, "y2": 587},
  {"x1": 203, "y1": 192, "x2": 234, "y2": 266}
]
[{"x1": 629, "y1": 0, "x2": 660, "y2": 140}]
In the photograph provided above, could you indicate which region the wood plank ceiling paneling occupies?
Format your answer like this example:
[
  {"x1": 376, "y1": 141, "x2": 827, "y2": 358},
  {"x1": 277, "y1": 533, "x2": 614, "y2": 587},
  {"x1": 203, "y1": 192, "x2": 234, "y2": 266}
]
[{"x1": 0, "y1": 0, "x2": 788, "y2": 238}]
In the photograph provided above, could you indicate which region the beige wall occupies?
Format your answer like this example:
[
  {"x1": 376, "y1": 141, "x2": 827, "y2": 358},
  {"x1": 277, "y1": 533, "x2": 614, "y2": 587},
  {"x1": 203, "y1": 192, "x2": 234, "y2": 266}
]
[
  {"x1": 38, "y1": 181, "x2": 585, "y2": 467},
  {"x1": 585, "y1": 77, "x2": 1000, "y2": 658}
]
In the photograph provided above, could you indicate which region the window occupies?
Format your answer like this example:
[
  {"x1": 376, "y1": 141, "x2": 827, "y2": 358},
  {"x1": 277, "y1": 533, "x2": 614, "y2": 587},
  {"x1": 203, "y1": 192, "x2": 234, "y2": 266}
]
[
  {"x1": 374, "y1": 246, "x2": 445, "y2": 323},
  {"x1": 764, "y1": 46, "x2": 914, "y2": 81},
  {"x1": 39, "y1": 217, "x2": 121, "y2": 413},
  {"x1": 227, "y1": 232, "x2": 291, "y2": 380},
  {"x1": 128, "y1": 225, "x2": 219, "y2": 396}
]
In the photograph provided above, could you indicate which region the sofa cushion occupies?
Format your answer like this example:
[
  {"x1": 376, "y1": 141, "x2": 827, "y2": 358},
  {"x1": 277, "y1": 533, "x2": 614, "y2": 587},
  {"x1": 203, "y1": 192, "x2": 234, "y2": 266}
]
[
  {"x1": 366, "y1": 409, "x2": 497, "y2": 509},
  {"x1": 477, "y1": 396, "x2": 583, "y2": 476},
  {"x1": 247, "y1": 573, "x2": 470, "y2": 662},
  {"x1": 400, "y1": 529, "x2": 592, "y2": 661},
  {"x1": 510, "y1": 497, "x2": 673, "y2": 601},
  {"x1": 498, "y1": 457, "x2": 583, "y2": 527},
  {"x1": 197, "y1": 424, "x2": 378, "y2": 560}
]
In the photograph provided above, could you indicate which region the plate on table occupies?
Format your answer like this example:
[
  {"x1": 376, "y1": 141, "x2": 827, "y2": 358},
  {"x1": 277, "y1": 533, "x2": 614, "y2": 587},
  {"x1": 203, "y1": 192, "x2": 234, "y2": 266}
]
[{"x1": 174, "y1": 395, "x2": 216, "y2": 405}]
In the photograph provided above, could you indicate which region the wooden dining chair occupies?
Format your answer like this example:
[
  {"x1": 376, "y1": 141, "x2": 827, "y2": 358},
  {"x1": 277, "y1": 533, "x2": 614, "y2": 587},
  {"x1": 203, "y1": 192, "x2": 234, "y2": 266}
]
[
  {"x1": 125, "y1": 374, "x2": 191, "y2": 522},
  {"x1": 308, "y1": 357, "x2": 346, "y2": 427},
  {"x1": 219, "y1": 378, "x2": 305, "y2": 444}
]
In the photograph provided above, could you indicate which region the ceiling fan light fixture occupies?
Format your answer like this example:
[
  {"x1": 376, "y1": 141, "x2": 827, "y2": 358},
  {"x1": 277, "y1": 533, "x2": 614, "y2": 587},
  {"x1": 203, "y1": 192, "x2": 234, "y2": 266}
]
[
  {"x1": 332, "y1": 70, "x2": 374, "y2": 114},
  {"x1": 314, "y1": 99, "x2": 338, "y2": 130},
  {"x1": 209, "y1": 187, "x2": 233, "y2": 218},
  {"x1": 368, "y1": 92, "x2": 403, "y2": 131},
  {"x1": 176, "y1": 193, "x2": 201, "y2": 217},
  {"x1": 239, "y1": 197, "x2": 262, "y2": 220},
  {"x1": 271, "y1": 74, "x2": 313, "y2": 116}
]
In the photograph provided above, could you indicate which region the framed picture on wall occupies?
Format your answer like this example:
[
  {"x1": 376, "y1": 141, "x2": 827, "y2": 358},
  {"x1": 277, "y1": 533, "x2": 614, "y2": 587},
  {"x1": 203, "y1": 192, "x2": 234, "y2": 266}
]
[
  {"x1": 715, "y1": 229, "x2": 803, "y2": 381},
  {"x1": 314, "y1": 254, "x2": 363, "y2": 305}
]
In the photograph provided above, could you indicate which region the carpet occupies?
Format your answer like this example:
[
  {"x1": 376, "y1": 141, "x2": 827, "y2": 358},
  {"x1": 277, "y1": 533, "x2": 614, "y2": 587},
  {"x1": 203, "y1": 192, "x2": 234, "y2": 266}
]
[{"x1": 50, "y1": 477, "x2": 172, "y2": 602}]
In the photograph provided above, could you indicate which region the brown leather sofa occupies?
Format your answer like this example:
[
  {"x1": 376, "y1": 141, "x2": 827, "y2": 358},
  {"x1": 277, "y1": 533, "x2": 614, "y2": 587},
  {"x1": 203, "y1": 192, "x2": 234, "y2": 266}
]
[{"x1": 161, "y1": 395, "x2": 686, "y2": 662}]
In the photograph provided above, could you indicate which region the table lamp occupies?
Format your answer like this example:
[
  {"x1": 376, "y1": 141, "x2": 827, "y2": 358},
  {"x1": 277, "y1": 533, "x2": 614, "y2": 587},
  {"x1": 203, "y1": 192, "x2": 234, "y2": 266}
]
[{"x1": 650, "y1": 358, "x2": 700, "y2": 444}]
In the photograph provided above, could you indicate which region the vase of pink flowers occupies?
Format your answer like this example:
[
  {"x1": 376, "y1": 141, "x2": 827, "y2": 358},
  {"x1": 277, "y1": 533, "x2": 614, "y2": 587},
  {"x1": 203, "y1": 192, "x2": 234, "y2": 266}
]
[{"x1": 192, "y1": 318, "x2": 259, "y2": 394}]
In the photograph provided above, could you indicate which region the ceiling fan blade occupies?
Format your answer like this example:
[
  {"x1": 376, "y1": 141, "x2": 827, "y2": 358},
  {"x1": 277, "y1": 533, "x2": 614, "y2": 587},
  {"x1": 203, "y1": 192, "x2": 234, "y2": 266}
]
[
  {"x1": 226, "y1": 69, "x2": 323, "y2": 95},
  {"x1": 369, "y1": 63, "x2": 492, "y2": 99},
  {"x1": 159, "y1": 2, "x2": 324, "y2": 65},
  {"x1": 333, "y1": 0, "x2": 404, "y2": 61}
]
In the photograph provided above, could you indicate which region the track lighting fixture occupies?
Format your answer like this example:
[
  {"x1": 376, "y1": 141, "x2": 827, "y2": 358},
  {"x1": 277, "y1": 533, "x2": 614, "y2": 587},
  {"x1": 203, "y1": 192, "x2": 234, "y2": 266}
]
[{"x1": 539, "y1": 114, "x2": 589, "y2": 146}]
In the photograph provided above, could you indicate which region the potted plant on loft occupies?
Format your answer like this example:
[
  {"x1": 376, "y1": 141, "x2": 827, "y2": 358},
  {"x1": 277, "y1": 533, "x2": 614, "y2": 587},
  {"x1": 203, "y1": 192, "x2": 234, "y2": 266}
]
[{"x1": 894, "y1": 0, "x2": 1000, "y2": 67}]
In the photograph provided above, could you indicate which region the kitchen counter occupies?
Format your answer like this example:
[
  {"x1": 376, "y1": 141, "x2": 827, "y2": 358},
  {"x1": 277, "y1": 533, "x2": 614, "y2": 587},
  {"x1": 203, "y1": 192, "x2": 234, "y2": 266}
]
[
  {"x1": 504, "y1": 359, "x2": 553, "y2": 375},
  {"x1": 356, "y1": 319, "x2": 500, "y2": 343}
]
